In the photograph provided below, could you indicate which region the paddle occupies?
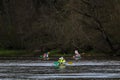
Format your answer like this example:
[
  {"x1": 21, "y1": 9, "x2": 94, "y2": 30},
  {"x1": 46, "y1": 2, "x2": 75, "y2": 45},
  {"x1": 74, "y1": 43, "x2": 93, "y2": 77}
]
[{"x1": 67, "y1": 61, "x2": 73, "y2": 64}]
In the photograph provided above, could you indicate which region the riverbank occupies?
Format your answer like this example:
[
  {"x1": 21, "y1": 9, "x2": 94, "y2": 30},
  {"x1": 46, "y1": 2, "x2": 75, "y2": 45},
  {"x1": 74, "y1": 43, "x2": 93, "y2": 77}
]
[
  {"x1": 0, "y1": 50, "x2": 119, "y2": 60},
  {"x1": 0, "y1": 56, "x2": 119, "y2": 60}
]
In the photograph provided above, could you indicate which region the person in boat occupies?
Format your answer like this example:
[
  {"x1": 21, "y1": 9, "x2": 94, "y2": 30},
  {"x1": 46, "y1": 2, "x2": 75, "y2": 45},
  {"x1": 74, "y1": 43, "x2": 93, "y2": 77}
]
[
  {"x1": 58, "y1": 57, "x2": 66, "y2": 65},
  {"x1": 73, "y1": 50, "x2": 81, "y2": 61},
  {"x1": 43, "y1": 52, "x2": 50, "y2": 60}
]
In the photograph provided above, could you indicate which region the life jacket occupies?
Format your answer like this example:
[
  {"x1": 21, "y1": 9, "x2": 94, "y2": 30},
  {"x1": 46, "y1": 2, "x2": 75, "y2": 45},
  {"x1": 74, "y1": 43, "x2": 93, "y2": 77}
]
[
  {"x1": 43, "y1": 53, "x2": 48, "y2": 58},
  {"x1": 58, "y1": 59, "x2": 66, "y2": 63}
]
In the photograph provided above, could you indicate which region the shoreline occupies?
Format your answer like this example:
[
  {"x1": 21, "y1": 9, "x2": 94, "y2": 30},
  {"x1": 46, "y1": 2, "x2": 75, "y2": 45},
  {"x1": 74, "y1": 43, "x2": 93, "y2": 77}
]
[{"x1": 0, "y1": 56, "x2": 119, "y2": 60}]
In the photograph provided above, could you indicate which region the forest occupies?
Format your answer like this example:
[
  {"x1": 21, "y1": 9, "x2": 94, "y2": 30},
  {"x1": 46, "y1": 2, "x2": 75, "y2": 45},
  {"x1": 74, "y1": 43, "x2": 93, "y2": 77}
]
[{"x1": 0, "y1": 0, "x2": 120, "y2": 55}]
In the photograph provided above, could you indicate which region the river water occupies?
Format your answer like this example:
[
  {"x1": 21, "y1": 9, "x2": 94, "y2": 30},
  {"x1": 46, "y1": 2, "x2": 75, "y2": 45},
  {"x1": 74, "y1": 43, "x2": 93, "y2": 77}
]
[{"x1": 0, "y1": 59, "x2": 120, "y2": 80}]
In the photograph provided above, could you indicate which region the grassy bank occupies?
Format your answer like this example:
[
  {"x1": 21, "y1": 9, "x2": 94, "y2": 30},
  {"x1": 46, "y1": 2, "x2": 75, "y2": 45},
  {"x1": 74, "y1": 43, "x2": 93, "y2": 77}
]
[
  {"x1": 0, "y1": 49, "x2": 112, "y2": 57},
  {"x1": 49, "y1": 49, "x2": 73, "y2": 56},
  {"x1": 0, "y1": 49, "x2": 69, "y2": 57},
  {"x1": 0, "y1": 50, "x2": 31, "y2": 57}
]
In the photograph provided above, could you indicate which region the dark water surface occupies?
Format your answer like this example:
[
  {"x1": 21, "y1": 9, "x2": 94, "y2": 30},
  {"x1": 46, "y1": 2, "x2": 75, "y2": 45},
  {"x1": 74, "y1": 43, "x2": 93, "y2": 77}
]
[{"x1": 0, "y1": 58, "x2": 120, "y2": 80}]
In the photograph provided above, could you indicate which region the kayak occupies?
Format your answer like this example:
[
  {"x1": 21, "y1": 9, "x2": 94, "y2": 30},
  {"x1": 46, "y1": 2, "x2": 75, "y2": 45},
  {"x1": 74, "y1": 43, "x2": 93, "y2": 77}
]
[
  {"x1": 54, "y1": 61, "x2": 66, "y2": 69},
  {"x1": 40, "y1": 55, "x2": 49, "y2": 60},
  {"x1": 59, "y1": 64, "x2": 66, "y2": 69}
]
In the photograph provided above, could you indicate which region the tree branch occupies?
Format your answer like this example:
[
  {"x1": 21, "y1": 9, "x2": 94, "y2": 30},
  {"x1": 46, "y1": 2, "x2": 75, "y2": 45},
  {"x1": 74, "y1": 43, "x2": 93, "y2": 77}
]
[
  {"x1": 81, "y1": 0, "x2": 91, "y2": 6},
  {"x1": 73, "y1": 8, "x2": 115, "y2": 52}
]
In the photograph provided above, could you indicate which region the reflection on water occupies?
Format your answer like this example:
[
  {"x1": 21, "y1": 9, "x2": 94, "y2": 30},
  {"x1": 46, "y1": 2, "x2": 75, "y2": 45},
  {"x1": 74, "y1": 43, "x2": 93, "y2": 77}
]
[{"x1": 0, "y1": 60, "x2": 120, "y2": 80}]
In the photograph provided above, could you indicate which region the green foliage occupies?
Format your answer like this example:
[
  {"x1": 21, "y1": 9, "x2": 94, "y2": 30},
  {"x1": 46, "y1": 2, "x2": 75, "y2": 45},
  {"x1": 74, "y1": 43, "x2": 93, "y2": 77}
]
[
  {"x1": 0, "y1": 50, "x2": 29, "y2": 56},
  {"x1": 49, "y1": 49, "x2": 62, "y2": 56},
  {"x1": 49, "y1": 49, "x2": 60, "y2": 54},
  {"x1": 49, "y1": 49, "x2": 72, "y2": 56},
  {"x1": 0, "y1": 0, "x2": 120, "y2": 55}
]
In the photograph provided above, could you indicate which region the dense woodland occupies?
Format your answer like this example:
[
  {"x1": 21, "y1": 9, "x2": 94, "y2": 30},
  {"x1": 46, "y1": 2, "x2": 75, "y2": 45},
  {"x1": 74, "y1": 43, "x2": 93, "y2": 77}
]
[{"x1": 0, "y1": 0, "x2": 120, "y2": 55}]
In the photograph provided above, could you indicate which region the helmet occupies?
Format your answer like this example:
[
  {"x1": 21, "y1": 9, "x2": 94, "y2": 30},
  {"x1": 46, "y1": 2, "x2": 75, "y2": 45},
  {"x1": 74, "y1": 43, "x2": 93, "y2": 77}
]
[
  {"x1": 48, "y1": 52, "x2": 50, "y2": 54},
  {"x1": 75, "y1": 50, "x2": 79, "y2": 54},
  {"x1": 59, "y1": 57, "x2": 64, "y2": 59}
]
